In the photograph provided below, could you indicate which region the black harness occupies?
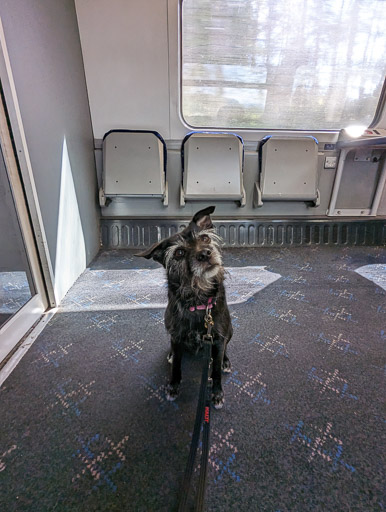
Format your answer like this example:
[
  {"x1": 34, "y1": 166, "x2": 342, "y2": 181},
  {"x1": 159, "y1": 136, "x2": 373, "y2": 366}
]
[{"x1": 178, "y1": 306, "x2": 214, "y2": 512}]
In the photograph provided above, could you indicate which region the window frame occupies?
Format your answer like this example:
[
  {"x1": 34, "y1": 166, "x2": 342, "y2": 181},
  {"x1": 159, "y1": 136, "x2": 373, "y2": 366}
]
[{"x1": 177, "y1": 0, "x2": 386, "y2": 136}]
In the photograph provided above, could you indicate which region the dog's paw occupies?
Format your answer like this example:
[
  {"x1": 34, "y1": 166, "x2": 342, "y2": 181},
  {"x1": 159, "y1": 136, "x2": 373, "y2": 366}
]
[
  {"x1": 222, "y1": 359, "x2": 232, "y2": 373},
  {"x1": 165, "y1": 384, "x2": 180, "y2": 401},
  {"x1": 167, "y1": 352, "x2": 173, "y2": 364},
  {"x1": 212, "y1": 390, "x2": 225, "y2": 409}
]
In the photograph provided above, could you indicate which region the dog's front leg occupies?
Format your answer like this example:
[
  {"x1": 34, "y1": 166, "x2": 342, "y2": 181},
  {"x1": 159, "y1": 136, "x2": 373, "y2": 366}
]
[
  {"x1": 165, "y1": 341, "x2": 182, "y2": 401},
  {"x1": 211, "y1": 340, "x2": 225, "y2": 409}
]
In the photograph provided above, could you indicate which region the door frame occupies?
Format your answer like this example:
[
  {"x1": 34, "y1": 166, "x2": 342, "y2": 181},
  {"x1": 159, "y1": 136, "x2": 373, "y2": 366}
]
[{"x1": 0, "y1": 18, "x2": 54, "y2": 364}]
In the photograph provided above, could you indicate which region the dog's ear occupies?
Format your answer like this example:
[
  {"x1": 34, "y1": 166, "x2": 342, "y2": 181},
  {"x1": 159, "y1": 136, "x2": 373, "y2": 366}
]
[
  {"x1": 191, "y1": 206, "x2": 215, "y2": 231},
  {"x1": 135, "y1": 240, "x2": 170, "y2": 266}
]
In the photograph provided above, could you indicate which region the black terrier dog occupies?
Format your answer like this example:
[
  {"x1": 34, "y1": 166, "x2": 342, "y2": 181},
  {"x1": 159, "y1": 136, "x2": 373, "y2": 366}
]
[{"x1": 136, "y1": 206, "x2": 232, "y2": 409}]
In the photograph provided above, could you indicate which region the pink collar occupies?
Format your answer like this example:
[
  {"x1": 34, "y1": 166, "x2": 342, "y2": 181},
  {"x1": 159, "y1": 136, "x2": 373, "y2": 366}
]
[{"x1": 189, "y1": 297, "x2": 216, "y2": 312}]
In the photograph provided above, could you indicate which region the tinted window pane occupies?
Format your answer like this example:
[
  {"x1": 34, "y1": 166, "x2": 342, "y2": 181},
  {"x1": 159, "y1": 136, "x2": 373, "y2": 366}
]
[{"x1": 182, "y1": 0, "x2": 386, "y2": 130}]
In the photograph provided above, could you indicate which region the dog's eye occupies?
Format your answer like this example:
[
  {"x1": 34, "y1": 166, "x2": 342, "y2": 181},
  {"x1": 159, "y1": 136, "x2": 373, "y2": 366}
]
[
  {"x1": 175, "y1": 248, "x2": 185, "y2": 258},
  {"x1": 200, "y1": 234, "x2": 211, "y2": 243}
]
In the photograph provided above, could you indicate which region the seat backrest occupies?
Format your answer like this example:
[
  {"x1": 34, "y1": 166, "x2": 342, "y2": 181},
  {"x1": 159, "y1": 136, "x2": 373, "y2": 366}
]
[
  {"x1": 103, "y1": 130, "x2": 166, "y2": 196},
  {"x1": 182, "y1": 132, "x2": 244, "y2": 200},
  {"x1": 259, "y1": 135, "x2": 318, "y2": 200}
]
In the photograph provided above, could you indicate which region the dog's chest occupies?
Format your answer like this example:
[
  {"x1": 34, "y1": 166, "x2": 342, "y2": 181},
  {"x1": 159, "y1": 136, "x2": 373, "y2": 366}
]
[
  {"x1": 169, "y1": 312, "x2": 207, "y2": 352},
  {"x1": 183, "y1": 330, "x2": 204, "y2": 353}
]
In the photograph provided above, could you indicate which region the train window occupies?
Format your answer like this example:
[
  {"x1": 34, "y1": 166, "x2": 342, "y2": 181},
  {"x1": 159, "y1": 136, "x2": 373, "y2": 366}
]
[{"x1": 181, "y1": 0, "x2": 386, "y2": 131}]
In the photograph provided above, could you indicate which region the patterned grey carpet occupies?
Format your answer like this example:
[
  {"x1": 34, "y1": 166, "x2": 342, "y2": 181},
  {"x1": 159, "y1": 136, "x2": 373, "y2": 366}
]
[
  {"x1": 0, "y1": 271, "x2": 31, "y2": 314},
  {"x1": 0, "y1": 246, "x2": 385, "y2": 511}
]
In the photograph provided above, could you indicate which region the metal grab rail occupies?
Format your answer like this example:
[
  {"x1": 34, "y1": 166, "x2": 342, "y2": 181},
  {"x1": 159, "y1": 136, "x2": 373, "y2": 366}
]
[{"x1": 336, "y1": 136, "x2": 386, "y2": 149}]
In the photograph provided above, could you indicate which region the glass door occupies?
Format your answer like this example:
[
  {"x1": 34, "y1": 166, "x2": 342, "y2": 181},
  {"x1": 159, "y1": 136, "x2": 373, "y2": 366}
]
[
  {"x1": 0, "y1": 145, "x2": 35, "y2": 327},
  {"x1": 0, "y1": 87, "x2": 48, "y2": 365}
]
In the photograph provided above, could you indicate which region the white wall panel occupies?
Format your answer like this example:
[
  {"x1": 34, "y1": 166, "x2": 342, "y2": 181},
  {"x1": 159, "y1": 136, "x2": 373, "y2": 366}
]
[
  {"x1": 0, "y1": 0, "x2": 100, "y2": 304},
  {"x1": 75, "y1": 0, "x2": 170, "y2": 139},
  {"x1": 76, "y1": 0, "x2": 386, "y2": 219}
]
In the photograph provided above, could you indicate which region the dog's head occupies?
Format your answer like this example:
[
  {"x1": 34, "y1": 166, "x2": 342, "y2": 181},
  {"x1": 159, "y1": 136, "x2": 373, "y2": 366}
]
[{"x1": 136, "y1": 206, "x2": 223, "y2": 292}]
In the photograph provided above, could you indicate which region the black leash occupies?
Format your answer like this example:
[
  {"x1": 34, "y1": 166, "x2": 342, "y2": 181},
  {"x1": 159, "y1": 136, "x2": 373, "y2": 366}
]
[
  {"x1": 195, "y1": 347, "x2": 212, "y2": 512},
  {"x1": 177, "y1": 309, "x2": 214, "y2": 512}
]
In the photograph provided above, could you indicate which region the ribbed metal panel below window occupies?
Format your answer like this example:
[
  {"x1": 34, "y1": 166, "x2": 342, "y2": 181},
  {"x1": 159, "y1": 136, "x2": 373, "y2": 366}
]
[{"x1": 100, "y1": 219, "x2": 386, "y2": 248}]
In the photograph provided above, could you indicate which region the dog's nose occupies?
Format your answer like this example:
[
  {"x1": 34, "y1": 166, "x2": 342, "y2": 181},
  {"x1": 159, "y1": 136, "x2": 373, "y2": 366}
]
[{"x1": 197, "y1": 249, "x2": 212, "y2": 262}]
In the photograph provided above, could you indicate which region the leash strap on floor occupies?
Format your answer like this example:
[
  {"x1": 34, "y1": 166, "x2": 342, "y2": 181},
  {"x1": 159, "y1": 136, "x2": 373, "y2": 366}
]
[
  {"x1": 195, "y1": 373, "x2": 212, "y2": 512},
  {"x1": 178, "y1": 338, "x2": 212, "y2": 512}
]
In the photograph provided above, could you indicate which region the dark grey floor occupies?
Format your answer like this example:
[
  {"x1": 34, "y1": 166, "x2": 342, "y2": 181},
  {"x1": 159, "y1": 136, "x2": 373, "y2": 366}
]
[{"x1": 0, "y1": 246, "x2": 385, "y2": 511}]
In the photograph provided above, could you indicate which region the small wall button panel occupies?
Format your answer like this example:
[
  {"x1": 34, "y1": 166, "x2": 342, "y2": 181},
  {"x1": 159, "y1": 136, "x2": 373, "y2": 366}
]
[{"x1": 324, "y1": 156, "x2": 337, "y2": 169}]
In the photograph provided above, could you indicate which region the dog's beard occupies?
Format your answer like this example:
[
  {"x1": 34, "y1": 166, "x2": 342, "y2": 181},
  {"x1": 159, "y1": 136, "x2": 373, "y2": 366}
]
[{"x1": 191, "y1": 259, "x2": 223, "y2": 293}]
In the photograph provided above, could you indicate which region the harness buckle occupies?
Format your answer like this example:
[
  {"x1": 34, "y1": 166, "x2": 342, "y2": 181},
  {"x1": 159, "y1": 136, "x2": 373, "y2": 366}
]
[
  {"x1": 202, "y1": 334, "x2": 213, "y2": 344},
  {"x1": 204, "y1": 306, "x2": 214, "y2": 329}
]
